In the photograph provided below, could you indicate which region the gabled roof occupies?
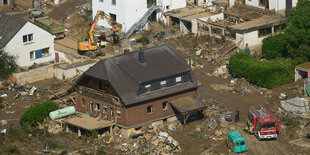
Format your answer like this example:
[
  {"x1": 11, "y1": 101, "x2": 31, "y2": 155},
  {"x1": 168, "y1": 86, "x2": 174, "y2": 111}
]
[
  {"x1": 0, "y1": 12, "x2": 28, "y2": 48},
  {"x1": 78, "y1": 44, "x2": 198, "y2": 106}
]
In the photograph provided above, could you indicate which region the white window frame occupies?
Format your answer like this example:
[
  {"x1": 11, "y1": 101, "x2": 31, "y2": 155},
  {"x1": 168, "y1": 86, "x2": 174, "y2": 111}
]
[
  {"x1": 176, "y1": 76, "x2": 182, "y2": 83},
  {"x1": 23, "y1": 34, "x2": 33, "y2": 43},
  {"x1": 160, "y1": 80, "x2": 166, "y2": 87}
]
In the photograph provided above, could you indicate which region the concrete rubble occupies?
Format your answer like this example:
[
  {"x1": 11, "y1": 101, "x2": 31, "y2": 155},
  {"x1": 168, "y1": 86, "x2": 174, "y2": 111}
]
[
  {"x1": 102, "y1": 126, "x2": 181, "y2": 154},
  {"x1": 280, "y1": 97, "x2": 310, "y2": 117},
  {"x1": 38, "y1": 119, "x2": 63, "y2": 134},
  {"x1": 212, "y1": 65, "x2": 229, "y2": 78}
]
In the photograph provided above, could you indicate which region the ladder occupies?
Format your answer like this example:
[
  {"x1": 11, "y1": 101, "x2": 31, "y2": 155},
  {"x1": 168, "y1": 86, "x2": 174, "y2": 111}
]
[{"x1": 122, "y1": 6, "x2": 161, "y2": 39}]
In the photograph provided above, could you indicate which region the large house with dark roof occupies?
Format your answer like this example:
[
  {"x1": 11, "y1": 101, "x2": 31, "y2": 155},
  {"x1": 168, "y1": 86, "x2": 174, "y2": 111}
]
[
  {"x1": 75, "y1": 44, "x2": 206, "y2": 128},
  {"x1": 0, "y1": 12, "x2": 55, "y2": 67}
]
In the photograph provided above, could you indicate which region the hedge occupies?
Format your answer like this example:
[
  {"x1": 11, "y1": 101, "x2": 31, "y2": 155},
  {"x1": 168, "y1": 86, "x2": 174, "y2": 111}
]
[
  {"x1": 262, "y1": 33, "x2": 288, "y2": 59},
  {"x1": 20, "y1": 101, "x2": 58, "y2": 128},
  {"x1": 229, "y1": 52, "x2": 294, "y2": 88}
]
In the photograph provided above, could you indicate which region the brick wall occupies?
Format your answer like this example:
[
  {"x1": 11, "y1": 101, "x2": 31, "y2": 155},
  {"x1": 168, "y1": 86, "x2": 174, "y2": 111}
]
[
  {"x1": 76, "y1": 89, "x2": 196, "y2": 128},
  {"x1": 124, "y1": 90, "x2": 196, "y2": 127},
  {"x1": 75, "y1": 94, "x2": 126, "y2": 125}
]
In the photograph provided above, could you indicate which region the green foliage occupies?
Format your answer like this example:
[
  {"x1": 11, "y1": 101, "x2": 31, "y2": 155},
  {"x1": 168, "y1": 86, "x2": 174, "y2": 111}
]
[
  {"x1": 262, "y1": 33, "x2": 288, "y2": 59},
  {"x1": 262, "y1": 0, "x2": 310, "y2": 62},
  {"x1": 90, "y1": 131, "x2": 98, "y2": 139},
  {"x1": 140, "y1": 36, "x2": 150, "y2": 45},
  {"x1": 229, "y1": 52, "x2": 294, "y2": 88},
  {"x1": 47, "y1": 140, "x2": 68, "y2": 149},
  {"x1": 6, "y1": 124, "x2": 28, "y2": 142},
  {"x1": 0, "y1": 103, "x2": 4, "y2": 109},
  {"x1": 20, "y1": 101, "x2": 58, "y2": 129},
  {"x1": 188, "y1": 133, "x2": 207, "y2": 139},
  {"x1": 0, "y1": 48, "x2": 18, "y2": 79},
  {"x1": 0, "y1": 145, "x2": 20, "y2": 155}
]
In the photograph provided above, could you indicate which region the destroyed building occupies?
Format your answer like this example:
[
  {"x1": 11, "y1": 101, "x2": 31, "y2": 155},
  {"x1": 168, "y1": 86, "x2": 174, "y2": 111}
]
[
  {"x1": 92, "y1": 0, "x2": 186, "y2": 35},
  {"x1": 193, "y1": 3, "x2": 286, "y2": 49},
  {"x1": 74, "y1": 44, "x2": 206, "y2": 128},
  {"x1": 0, "y1": 12, "x2": 56, "y2": 67},
  {"x1": 229, "y1": 0, "x2": 298, "y2": 12}
]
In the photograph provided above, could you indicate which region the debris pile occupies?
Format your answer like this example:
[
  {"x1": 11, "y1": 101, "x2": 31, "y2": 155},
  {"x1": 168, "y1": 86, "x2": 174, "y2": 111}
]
[
  {"x1": 106, "y1": 127, "x2": 181, "y2": 154},
  {"x1": 38, "y1": 119, "x2": 63, "y2": 134},
  {"x1": 280, "y1": 97, "x2": 310, "y2": 117},
  {"x1": 212, "y1": 65, "x2": 229, "y2": 78}
]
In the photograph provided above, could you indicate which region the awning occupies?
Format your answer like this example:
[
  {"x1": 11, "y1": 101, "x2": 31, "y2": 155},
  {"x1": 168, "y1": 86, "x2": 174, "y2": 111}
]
[
  {"x1": 170, "y1": 95, "x2": 207, "y2": 124},
  {"x1": 171, "y1": 95, "x2": 207, "y2": 113}
]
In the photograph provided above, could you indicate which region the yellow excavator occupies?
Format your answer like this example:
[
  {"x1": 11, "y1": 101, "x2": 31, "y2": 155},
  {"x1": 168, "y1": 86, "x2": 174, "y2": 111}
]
[{"x1": 78, "y1": 10, "x2": 120, "y2": 58}]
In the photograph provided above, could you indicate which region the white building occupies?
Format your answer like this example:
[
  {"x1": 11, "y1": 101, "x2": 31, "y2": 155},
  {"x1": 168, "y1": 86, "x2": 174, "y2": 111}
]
[
  {"x1": 0, "y1": 13, "x2": 55, "y2": 67},
  {"x1": 92, "y1": 0, "x2": 186, "y2": 33},
  {"x1": 229, "y1": 0, "x2": 298, "y2": 11}
]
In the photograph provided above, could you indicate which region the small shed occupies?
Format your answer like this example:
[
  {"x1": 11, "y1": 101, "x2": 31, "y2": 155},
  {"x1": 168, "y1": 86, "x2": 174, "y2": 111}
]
[{"x1": 295, "y1": 62, "x2": 310, "y2": 81}]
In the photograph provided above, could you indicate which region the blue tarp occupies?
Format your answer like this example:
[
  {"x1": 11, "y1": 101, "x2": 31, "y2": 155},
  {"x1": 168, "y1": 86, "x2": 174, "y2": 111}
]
[{"x1": 35, "y1": 49, "x2": 42, "y2": 59}]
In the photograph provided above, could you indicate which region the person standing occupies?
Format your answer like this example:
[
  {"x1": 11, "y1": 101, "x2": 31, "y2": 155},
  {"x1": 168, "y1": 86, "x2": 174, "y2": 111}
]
[{"x1": 235, "y1": 109, "x2": 240, "y2": 122}]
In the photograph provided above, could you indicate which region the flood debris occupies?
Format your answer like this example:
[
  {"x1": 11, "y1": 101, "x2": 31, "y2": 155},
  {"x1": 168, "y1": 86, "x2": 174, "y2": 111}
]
[{"x1": 280, "y1": 97, "x2": 310, "y2": 117}]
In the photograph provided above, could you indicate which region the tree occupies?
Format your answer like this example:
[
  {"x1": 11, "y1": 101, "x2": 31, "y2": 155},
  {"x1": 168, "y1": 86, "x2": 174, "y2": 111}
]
[
  {"x1": 285, "y1": 0, "x2": 310, "y2": 61},
  {"x1": 262, "y1": 0, "x2": 310, "y2": 62},
  {"x1": 0, "y1": 48, "x2": 18, "y2": 79}
]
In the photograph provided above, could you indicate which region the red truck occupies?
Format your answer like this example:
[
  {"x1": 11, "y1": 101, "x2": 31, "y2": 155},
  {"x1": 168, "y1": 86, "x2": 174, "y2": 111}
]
[{"x1": 246, "y1": 107, "x2": 280, "y2": 140}]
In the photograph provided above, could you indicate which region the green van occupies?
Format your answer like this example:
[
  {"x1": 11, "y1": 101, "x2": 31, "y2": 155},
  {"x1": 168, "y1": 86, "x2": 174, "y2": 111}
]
[{"x1": 226, "y1": 130, "x2": 247, "y2": 153}]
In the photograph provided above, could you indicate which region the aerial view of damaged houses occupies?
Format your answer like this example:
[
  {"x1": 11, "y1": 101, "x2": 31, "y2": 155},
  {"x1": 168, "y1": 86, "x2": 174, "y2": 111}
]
[{"x1": 0, "y1": 0, "x2": 310, "y2": 154}]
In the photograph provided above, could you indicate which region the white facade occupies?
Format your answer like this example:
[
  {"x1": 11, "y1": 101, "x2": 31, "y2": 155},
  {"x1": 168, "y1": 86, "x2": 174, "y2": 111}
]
[
  {"x1": 4, "y1": 22, "x2": 55, "y2": 67},
  {"x1": 92, "y1": 0, "x2": 186, "y2": 32},
  {"x1": 229, "y1": 0, "x2": 298, "y2": 11},
  {"x1": 235, "y1": 30, "x2": 267, "y2": 49}
]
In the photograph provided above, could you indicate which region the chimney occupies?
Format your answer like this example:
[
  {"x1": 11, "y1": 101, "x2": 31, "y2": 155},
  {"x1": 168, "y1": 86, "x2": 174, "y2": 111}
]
[
  {"x1": 286, "y1": 0, "x2": 292, "y2": 17},
  {"x1": 138, "y1": 50, "x2": 145, "y2": 63}
]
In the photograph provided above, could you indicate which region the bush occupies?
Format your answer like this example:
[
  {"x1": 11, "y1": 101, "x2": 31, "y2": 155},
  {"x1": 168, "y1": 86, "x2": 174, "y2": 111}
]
[
  {"x1": 262, "y1": 33, "x2": 288, "y2": 59},
  {"x1": 229, "y1": 52, "x2": 294, "y2": 88},
  {"x1": 20, "y1": 101, "x2": 58, "y2": 129}
]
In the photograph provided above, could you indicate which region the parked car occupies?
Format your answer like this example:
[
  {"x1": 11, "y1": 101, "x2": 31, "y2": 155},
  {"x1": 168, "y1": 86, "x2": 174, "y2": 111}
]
[{"x1": 226, "y1": 130, "x2": 247, "y2": 153}]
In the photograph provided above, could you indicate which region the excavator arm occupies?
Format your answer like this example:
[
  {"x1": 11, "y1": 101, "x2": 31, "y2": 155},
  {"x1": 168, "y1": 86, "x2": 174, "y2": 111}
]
[{"x1": 88, "y1": 10, "x2": 113, "y2": 43}]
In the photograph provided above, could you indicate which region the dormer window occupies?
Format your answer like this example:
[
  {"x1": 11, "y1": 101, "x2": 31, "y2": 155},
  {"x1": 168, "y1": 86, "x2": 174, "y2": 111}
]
[
  {"x1": 145, "y1": 84, "x2": 151, "y2": 92},
  {"x1": 160, "y1": 80, "x2": 166, "y2": 87},
  {"x1": 176, "y1": 76, "x2": 182, "y2": 84}
]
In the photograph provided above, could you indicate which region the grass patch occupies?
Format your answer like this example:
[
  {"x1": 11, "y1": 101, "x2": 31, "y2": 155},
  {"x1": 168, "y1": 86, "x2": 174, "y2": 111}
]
[
  {"x1": 0, "y1": 145, "x2": 20, "y2": 155},
  {"x1": 47, "y1": 140, "x2": 68, "y2": 149},
  {"x1": 188, "y1": 133, "x2": 207, "y2": 139}
]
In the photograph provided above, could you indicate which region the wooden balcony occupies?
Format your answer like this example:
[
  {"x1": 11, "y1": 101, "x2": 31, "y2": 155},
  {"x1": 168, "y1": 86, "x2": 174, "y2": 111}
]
[{"x1": 78, "y1": 85, "x2": 121, "y2": 106}]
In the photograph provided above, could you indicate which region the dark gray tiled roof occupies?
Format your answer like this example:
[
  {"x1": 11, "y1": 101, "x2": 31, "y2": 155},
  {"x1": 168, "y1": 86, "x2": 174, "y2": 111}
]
[
  {"x1": 0, "y1": 12, "x2": 27, "y2": 48},
  {"x1": 78, "y1": 44, "x2": 198, "y2": 106}
]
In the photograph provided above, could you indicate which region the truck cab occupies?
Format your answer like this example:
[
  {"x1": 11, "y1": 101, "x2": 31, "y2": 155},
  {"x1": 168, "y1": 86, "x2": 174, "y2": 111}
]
[
  {"x1": 247, "y1": 107, "x2": 280, "y2": 140},
  {"x1": 226, "y1": 130, "x2": 247, "y2": 153}
]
